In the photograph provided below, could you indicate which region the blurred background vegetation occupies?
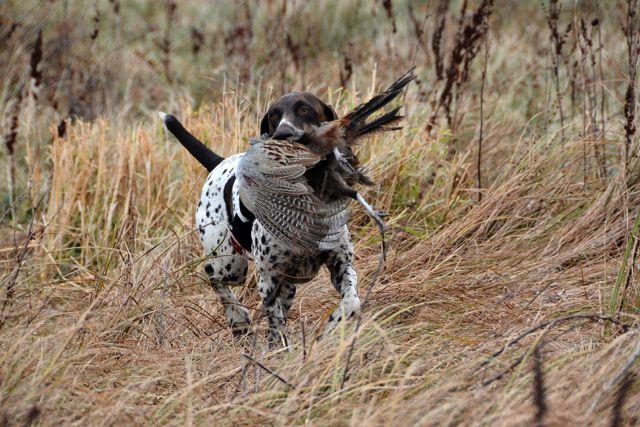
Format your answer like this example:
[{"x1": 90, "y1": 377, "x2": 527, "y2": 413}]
[
  {"x1": 2, "y1": 2, "x2": 640, "y2": 423},
  {"x1": 1, "y1": 0, "x2": 631, "y2": 218}
]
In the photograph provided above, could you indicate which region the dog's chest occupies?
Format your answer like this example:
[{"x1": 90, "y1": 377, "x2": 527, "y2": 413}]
[
  {"x1": 251, "y1": 220, "x2": 326, "y2": 283},
  {"x1": 197, "y1": 153, "x2": 339, "y2": 284}
]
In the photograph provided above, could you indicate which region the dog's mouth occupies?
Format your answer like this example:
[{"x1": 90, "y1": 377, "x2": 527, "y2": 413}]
[{"x1": 272, "y1": 120, "x2": 305, "y2": 140}]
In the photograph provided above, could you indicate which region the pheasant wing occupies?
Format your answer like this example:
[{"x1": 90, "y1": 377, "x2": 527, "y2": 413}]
[{"x1": 237, "y1": 139, "x2": 350, "y2": 252}]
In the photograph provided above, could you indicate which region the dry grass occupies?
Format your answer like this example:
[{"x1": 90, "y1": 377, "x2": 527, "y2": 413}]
[{"x1": 2, "y1": 0, "x2": 640, "y2": 425}]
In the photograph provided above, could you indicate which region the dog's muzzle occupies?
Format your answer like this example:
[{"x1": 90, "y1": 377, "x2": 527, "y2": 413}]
[{"x1": 273, "y1": 123, "x2": 301, "y2": 140}]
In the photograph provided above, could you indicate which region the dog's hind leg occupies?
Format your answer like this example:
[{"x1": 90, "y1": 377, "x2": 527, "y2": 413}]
[{"x1": 204, "y1": 263, "x2": 251, "y2": 336}]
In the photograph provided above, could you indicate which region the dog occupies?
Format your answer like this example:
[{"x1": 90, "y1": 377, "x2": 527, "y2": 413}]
[{"x1": 161, "y1": 92, "x2": 359, "y2": 346}]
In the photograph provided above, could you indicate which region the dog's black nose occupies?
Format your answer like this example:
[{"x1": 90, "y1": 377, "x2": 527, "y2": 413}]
[{"x1": 273, "y1": 124, "x2": 297, "y2": 140}]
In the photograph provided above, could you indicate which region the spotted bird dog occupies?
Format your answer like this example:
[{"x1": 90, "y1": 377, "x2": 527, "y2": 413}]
[
  {"x1": 161, "y1": 93, "x2": 358, "y2": 346},
  {"x1": 160, "y1": 74, "x2": 413, "y2": 347}
]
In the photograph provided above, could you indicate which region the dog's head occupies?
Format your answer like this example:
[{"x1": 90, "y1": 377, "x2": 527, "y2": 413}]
[{"x1": 260, "y1": 92, "x2": 338, "y2": 140}]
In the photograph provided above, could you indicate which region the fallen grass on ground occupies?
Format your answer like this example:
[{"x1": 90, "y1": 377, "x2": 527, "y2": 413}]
[
  {"x1": 1, "y1": 88, "x2": 639, "y2": 424},
  {"x1": 2, "y1": 0, "x2": 640, "y2": 425}
]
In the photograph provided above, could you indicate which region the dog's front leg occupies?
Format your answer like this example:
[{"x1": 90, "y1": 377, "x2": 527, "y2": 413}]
[{"x1": 325, "y1": 241, "x2": 361, "y2": 333}]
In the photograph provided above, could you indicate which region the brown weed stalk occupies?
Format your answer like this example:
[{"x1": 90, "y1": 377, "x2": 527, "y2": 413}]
[
  {"x1": 544, "y1": 0, "x2": 566, "y2": 141},
  {"x1": 90, "y1": 4, "x2": 100, "y2": 41},
  {"x1": 3, "y1": 85, "x2": 23, "y2": 159},
  {"x1": 159, "y1": 1, "x2": 176, "y2": 83},
  {"x1": 623, "y1": 0, "x2": 640, "y2": 176},
  {"x1": 408, "y1": 2, "x2": 429, "y2": 65},
  {"x1": 29, "y1": 30, "x2": 43, "y2": 96},
  {"x1": 610, "y1": 372, "x2": 635, "y2": 427},
  {"x1": 533, "y1": 346, "x2": 547, "y2": 426},
  {"x1": 339, "y1": 43, "x2": 353, "y2": 88},
  {"x1": 432, "y1": 0, "x2": 449, "y2": 81},
  {"x1": 381, "y1": 0, "x2": 396, "y2": 34},
  {"x1": 577, "y1": 17, "x2": 606, "y2": 179},
  {"x1": 1, "y1": 22, "x2": 19, "y2": 45},
  {"x1": 595, "y1": 2, "x2": 608, "y2": 175},
  {"x1": 190, "y1": 26, "x2": 204, "y2": 57},
  {"x1": 428, "y1": 0, "x2": 494, "y2": 132},
  {"x1": 592, "y1": 15, "x2": 608, "y2": 177},
  {"x1": 477, "y1": 35, "x2": 488, "y2": 201}
]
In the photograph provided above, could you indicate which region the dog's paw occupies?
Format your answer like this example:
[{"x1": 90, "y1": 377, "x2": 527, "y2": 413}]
[{"x1": 230, "y1": 321, "x2": 252, "y2": 337}]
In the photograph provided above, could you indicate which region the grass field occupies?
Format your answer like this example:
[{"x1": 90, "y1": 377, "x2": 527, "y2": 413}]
[{"x1": 2, "y1": 0, "x2": 640, "y2": 425}]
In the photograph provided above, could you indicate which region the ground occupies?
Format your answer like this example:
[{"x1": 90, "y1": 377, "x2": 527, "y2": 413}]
[{"x1": 1, "y1": 0, "x2": 640, "y2": 425}]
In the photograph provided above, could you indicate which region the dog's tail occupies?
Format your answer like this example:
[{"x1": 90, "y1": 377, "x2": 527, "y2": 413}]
[{"x1": 158, "y1": 112, "x2": 224, "y2": 172}]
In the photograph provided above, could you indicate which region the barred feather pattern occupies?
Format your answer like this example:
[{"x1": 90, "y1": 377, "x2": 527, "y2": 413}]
[
  {"x1": 238, "y1": 140, "x2": 350, "y2": 252},
  {"x1": 238, "y1": 69, "x2": 415, "y2": 252}
]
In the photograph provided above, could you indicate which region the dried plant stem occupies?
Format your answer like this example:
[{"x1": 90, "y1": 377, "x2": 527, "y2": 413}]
[
  {"x1": 301, "y1": 316, "x2": 307, "y2": 362},
  {"x1": 159, "y1": 1, "x2": 176, "y2": 84},
  {"x1": 589, "y1": 335, "x2": 640, "y2": 418},
  {"x1": 480, "y1": 313, "x2": 630, "y2": 368},
  {"x1": 231, "y1": 332, "x2": 258, "y2": 401},
  {"x1": 478, "y1": 35, "x2": 489, "y2": 201},
  {"x1": 339, "y1": 251, "x2": 385, "y2": 391},
  {"x1": 407, "y1": 3, "x2": 430, "y2": 68},
  {"x1": 4, "y1": 87, "x2": 23, "y2": 220},
  {"x1": 595, "y1": 4, "x2": 607, "y2": 176},
  {"x1": 545, "y1": 0, "x2": 566, "y2": 141},
  {"x1": 380, "y1": 0, "x2": 396, "y2": 34},
  {"x1": 533, "y1": 346, "x2": 547, "y2": 426},
  {"x1": 0, "y1": 196, "x2": 44, "y2": 330},
  {"x1": 432, "y1": 0, "x2": 449, "y2": 81},
  {"x1": 241, "y1": 353, "x2": 294, "y2": 388},
  {"x1": 483, "y1": 323, "x2": 577, "y2": 387},
  {"x1": 623, "y1": 0, "x2": 640, "y2": 230},
  {"x1": 610, "y1": 372, "x2": 635, "y2": 427},
  {"x1": 428, "y1": 0, "x2": 493, "y2": 132},
  {"x1": 155, "y1": 260, "x2": 168, "y2": 346},
  {"x1": 339, "y1": 43, "x2": 353, "y2": 88},
  {"x1": 597, "y1": 75, "x2": 607, "y2": 175},
  {"x1": 609, "y1": 207, "x2": 640, "y2": 316},
  {"x1": 587, "y1": 16, "x2": 607, "y2": 178},
  {"x1": 607, "y1": 338, "x2": 640, "y2": 393}
]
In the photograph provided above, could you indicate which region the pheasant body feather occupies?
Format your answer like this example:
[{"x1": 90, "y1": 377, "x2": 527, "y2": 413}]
[{"x1": 237, "y1": 70, "x2": 415, "y2": 252}]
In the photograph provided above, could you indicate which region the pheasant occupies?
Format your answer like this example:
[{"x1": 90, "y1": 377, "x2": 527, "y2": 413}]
[{"x1": 237, "y1": 70, "x2": 415, "y2": 255}]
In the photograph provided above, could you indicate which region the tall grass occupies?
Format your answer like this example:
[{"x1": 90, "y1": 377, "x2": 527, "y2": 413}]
[{"x1": 1, "y1": 0, "x2": 640, "y2": 424}]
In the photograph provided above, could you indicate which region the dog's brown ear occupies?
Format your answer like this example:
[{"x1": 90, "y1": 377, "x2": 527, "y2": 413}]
[
  {"x1": 321, "y1": 102, "x2": 338, "y2": 121},
  {"x1": 260, "y1": 111, "x2": 271, "y2": 136},
  {"x1": 260, "y1": 110, "x2": 269, "y2": 136}
]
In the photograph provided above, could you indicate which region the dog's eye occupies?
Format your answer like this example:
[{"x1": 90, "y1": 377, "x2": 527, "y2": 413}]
[
  {"x1": 268, "y1": 112, "x2": 279, "y2": 122},
  {"x1": 298, "y1": 106, "x2": 310, "y2": 116}
]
